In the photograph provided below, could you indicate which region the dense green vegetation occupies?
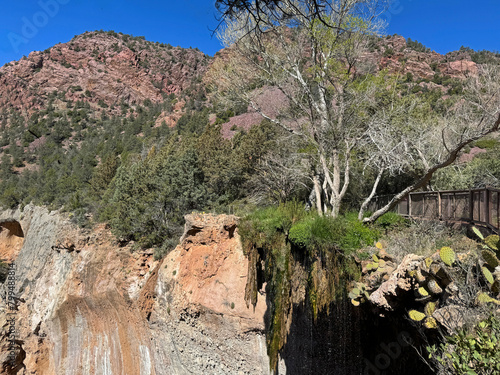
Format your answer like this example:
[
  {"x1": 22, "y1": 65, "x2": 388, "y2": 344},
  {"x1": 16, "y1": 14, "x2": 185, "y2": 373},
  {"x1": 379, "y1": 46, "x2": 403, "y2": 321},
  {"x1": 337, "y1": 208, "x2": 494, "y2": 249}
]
[
  {"x1": 458, "y1": 46, "x2": 500, "y2": 65},
  {"x1": 406, "y1": 38, "x2": 431, "y2": 53},
  {"x1": 0, "y1": 50, "x2": 497, "y2": 255},
  {"x1": 433, "y1": 139, "x2": 500, "y2": 190}
]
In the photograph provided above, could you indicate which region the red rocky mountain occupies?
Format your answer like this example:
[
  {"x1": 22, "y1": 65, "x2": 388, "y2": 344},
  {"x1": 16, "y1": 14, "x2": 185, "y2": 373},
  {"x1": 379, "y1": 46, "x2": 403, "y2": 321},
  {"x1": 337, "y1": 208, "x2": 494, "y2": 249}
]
[{"x1": 0, "y1": 31, "x2": 210, "y2": 118}]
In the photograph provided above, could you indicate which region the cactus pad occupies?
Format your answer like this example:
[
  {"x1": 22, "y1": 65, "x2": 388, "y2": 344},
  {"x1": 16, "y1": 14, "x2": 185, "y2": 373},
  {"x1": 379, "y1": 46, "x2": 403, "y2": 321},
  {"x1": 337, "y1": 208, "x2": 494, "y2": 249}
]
[
  {"x1": 476, "y1": 292, "x2": 500, "y2": 305},
  {"x1": 424, "y1": 317, "x2": 438, "y2": 329},
  {"x1": 409, "y1": 310, "x2": 426, "y2": 321},
  {"x1": 482, "y1": 266, "x2": 495, "y2": 284},
  {"x1": 348, "y1": 288, "x2": 360, "y2": 299},
  {"x1": 424, "y1": 301, "x2": 436, "y2": 316},
  {"x1": 418, "y1": 287, "x2": 429, "y2": 297},
  {"x1": 472, "y1": 226, "x2": 484, "y2": 240},
  {"x1": 439, "y1": 246, "x2": 456, "y2": 266},
  {"x1": 425, "y1": 257, "x2": 433, "y2": 269},
  {"x1": 485, "y1": 235, "x2": 500, "y2": 251},
  {"x1": 482, "y1": 249, "x2": 499, "y2": 268},
  {"x1": 366, "y1": 262, "x2": 379, "y2": 271},
  {"x1": 492, "y1": 280, "x2": 500, "y2": 294}
]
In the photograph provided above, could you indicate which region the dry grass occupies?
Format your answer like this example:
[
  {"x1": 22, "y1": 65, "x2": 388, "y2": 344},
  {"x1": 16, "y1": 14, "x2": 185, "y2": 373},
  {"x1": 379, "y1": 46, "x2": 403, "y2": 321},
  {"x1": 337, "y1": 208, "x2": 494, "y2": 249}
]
[{"x1": 381, "y1": 219, "x2": 478, "y2": 263}]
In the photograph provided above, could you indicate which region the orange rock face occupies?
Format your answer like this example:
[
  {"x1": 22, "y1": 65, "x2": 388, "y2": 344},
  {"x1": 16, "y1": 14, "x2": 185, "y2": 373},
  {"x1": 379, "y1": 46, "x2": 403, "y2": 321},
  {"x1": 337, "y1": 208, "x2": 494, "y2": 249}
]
[
  {"x1": 162, "y1": 213, "x2": 267, "y2": 323},
  {"x1": 0, "y1": 221, "x2": 24, "y2": 263}
]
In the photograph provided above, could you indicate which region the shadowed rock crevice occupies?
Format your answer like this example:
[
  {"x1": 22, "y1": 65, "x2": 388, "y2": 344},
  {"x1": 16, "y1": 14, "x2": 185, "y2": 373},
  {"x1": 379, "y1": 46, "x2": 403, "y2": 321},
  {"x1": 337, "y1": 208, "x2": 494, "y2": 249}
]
[
  {"x1": 0, "y1": 220, "x2": 25, "y2": 264},
  {"x1": 0, "y1": 221, "x2": 24, "y2": 238}
]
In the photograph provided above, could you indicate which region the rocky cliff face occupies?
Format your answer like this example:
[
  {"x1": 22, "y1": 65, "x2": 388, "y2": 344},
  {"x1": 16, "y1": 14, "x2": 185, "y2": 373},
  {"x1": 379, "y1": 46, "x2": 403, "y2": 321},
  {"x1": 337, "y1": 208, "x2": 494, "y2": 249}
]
[{"x1": 0, "y1": 208, "x2": 269, "y2": 375}]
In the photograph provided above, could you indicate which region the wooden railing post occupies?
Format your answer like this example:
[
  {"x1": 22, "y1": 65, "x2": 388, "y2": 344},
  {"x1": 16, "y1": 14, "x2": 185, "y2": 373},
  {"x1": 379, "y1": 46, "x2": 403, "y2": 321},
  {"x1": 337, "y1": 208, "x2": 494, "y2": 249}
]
[
  {"x1": 469, "y1": 190, "x2": 474, "y2": 223},
  {"x1": 485, "y1": 188, "x2": 490, "y2": 226},
  {"x1": 438, "y1": 191, "x2": 442, "y2": 220}
]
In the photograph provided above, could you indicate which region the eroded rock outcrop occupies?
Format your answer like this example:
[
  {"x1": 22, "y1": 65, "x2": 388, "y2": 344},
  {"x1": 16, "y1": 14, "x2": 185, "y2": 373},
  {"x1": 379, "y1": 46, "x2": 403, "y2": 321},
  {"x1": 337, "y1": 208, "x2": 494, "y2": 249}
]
[
  {"x1": 151, "y1": 213, "x2": 269, "y2": 375},
  {"x1": 0, "y1": 208, "x2": 270, "y2": 374}
]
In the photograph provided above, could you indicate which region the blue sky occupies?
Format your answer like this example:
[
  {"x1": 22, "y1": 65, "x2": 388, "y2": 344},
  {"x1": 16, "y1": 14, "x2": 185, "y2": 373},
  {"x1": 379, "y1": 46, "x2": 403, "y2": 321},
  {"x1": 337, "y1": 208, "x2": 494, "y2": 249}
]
[{"x1": 0, "y1": 0, "x2": 499, "y2": 66}]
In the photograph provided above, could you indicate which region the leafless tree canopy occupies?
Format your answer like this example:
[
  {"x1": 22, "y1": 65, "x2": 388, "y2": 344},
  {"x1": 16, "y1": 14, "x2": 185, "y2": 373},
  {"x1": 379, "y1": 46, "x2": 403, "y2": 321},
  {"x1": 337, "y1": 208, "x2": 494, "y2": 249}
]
[
  {"x1": 212, "y1": 0, "x2": 500, "y2": 222},
  {"x1": 215, "y1": 0, "x2": 388, "y2": 33}
]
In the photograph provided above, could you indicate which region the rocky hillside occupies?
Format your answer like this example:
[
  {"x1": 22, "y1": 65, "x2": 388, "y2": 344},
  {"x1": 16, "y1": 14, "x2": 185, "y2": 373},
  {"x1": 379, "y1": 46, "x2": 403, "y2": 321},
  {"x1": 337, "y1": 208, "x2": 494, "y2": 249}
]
[
  {"x1": 0, "y1": 30, "x2": 209, "y2": 116},
  {"x1": 214, "y1": 34, "x2": 499, "y2": 138}
]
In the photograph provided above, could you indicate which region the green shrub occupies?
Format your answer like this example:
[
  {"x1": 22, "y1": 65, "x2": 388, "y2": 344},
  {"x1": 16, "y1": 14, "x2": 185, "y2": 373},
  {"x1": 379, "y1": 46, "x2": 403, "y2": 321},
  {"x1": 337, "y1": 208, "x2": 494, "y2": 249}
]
[
  {"x1": 383, "y1": 47, "x2": 394, "y2": 57},
  {"x1": 289, "y1": 219, "x2": 313, "y2": 248},
  {"x1": 154, "y1": 237, "x2": 178, "y2": 260},
  {"x1": 474, "y1": 138, "x2": 499, "y2": 150},
  {"x1": 374, "y1": 211, "x2": 408, "y2": 229},
  {"x1": 428, "y1": 314, "x2": 500, "y2": 374},
  {"x1": 310, "y1": 215, "x2": 338, "y2": 244},
  {"x1": 337, "y1": 213, "x2": 380, "y2": 253}
]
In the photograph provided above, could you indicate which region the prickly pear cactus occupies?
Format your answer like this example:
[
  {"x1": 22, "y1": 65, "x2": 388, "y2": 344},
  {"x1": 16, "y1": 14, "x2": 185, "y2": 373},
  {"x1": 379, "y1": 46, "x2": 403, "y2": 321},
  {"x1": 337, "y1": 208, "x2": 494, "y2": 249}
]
[
  {"x1": 418, "y1": 287, "x2": 429, "y2": 297},
  {"x1": 348, "y1": 288, "x2": 361, "y2": 300},
  {"x1": 439, "y1": 246, "x2": 456, "y2": 266},
  {"x1": 425, "y1": 257, "x2": 433, "y2": 269},
  {"x1": 366, "y1": 262, "x2": 379, "y2": 271},
  {"x1": 409, "y1": 310, "x2": 426, "y2": 321},
  {"x1": 485, "y1": 234, "x2": 500, "y2": 251},
  {"x1": 473, "y1": 226, "x2": 484, "y2": 240},
  {"x1": 424, "y1": 317, "x2": 438, "y2": 329},
  {"x1": 476, "y1": 292, "x2": 500, "y2": 305},
  {"x1": 492, "y1": 280, "x2": 500, "y2": 294},
  {"x1": 409, "y1": 303, "x2": 438, "y2": 329},
  {"x1": 424, "y1": 301, "x2": 436, "y2": 316},
  {"x1": 482, "y1": 266, "x2": 495, "y2": 284},
  {"x1": 349, "y1": 282, "x2": 370, "y2": 306},
  {"x1": 482, "y1": 249, "x2": 500, "y2": 268}
]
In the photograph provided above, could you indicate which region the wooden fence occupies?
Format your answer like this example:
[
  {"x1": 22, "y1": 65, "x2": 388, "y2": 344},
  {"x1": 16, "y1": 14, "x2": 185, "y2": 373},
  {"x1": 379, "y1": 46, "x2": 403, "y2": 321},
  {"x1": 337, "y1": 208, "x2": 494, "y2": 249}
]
[{"x1": 369, "y1": 187, "x2": 500, "y2": 233}]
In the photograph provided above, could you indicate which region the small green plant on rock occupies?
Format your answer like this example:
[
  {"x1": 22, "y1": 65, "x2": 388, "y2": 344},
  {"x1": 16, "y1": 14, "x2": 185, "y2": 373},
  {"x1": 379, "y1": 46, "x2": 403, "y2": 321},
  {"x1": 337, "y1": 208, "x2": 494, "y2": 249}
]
[
  {"x1": 349, "y1": 281, "x2": 370, "y2": 306},
  {"x1": 474, "y1": 227, "x2": 500, "y2": 293}
]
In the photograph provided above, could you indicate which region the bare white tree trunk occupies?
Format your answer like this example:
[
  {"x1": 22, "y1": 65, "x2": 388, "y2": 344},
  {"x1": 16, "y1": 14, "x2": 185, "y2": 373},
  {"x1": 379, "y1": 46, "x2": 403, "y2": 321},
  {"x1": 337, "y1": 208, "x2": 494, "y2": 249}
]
[
  {"x1": 313, "y1": 174, "x2": 323, "y2": 216},
  {"x1": 358, "y1": 168, "x2": 384, "y2": 221}
]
